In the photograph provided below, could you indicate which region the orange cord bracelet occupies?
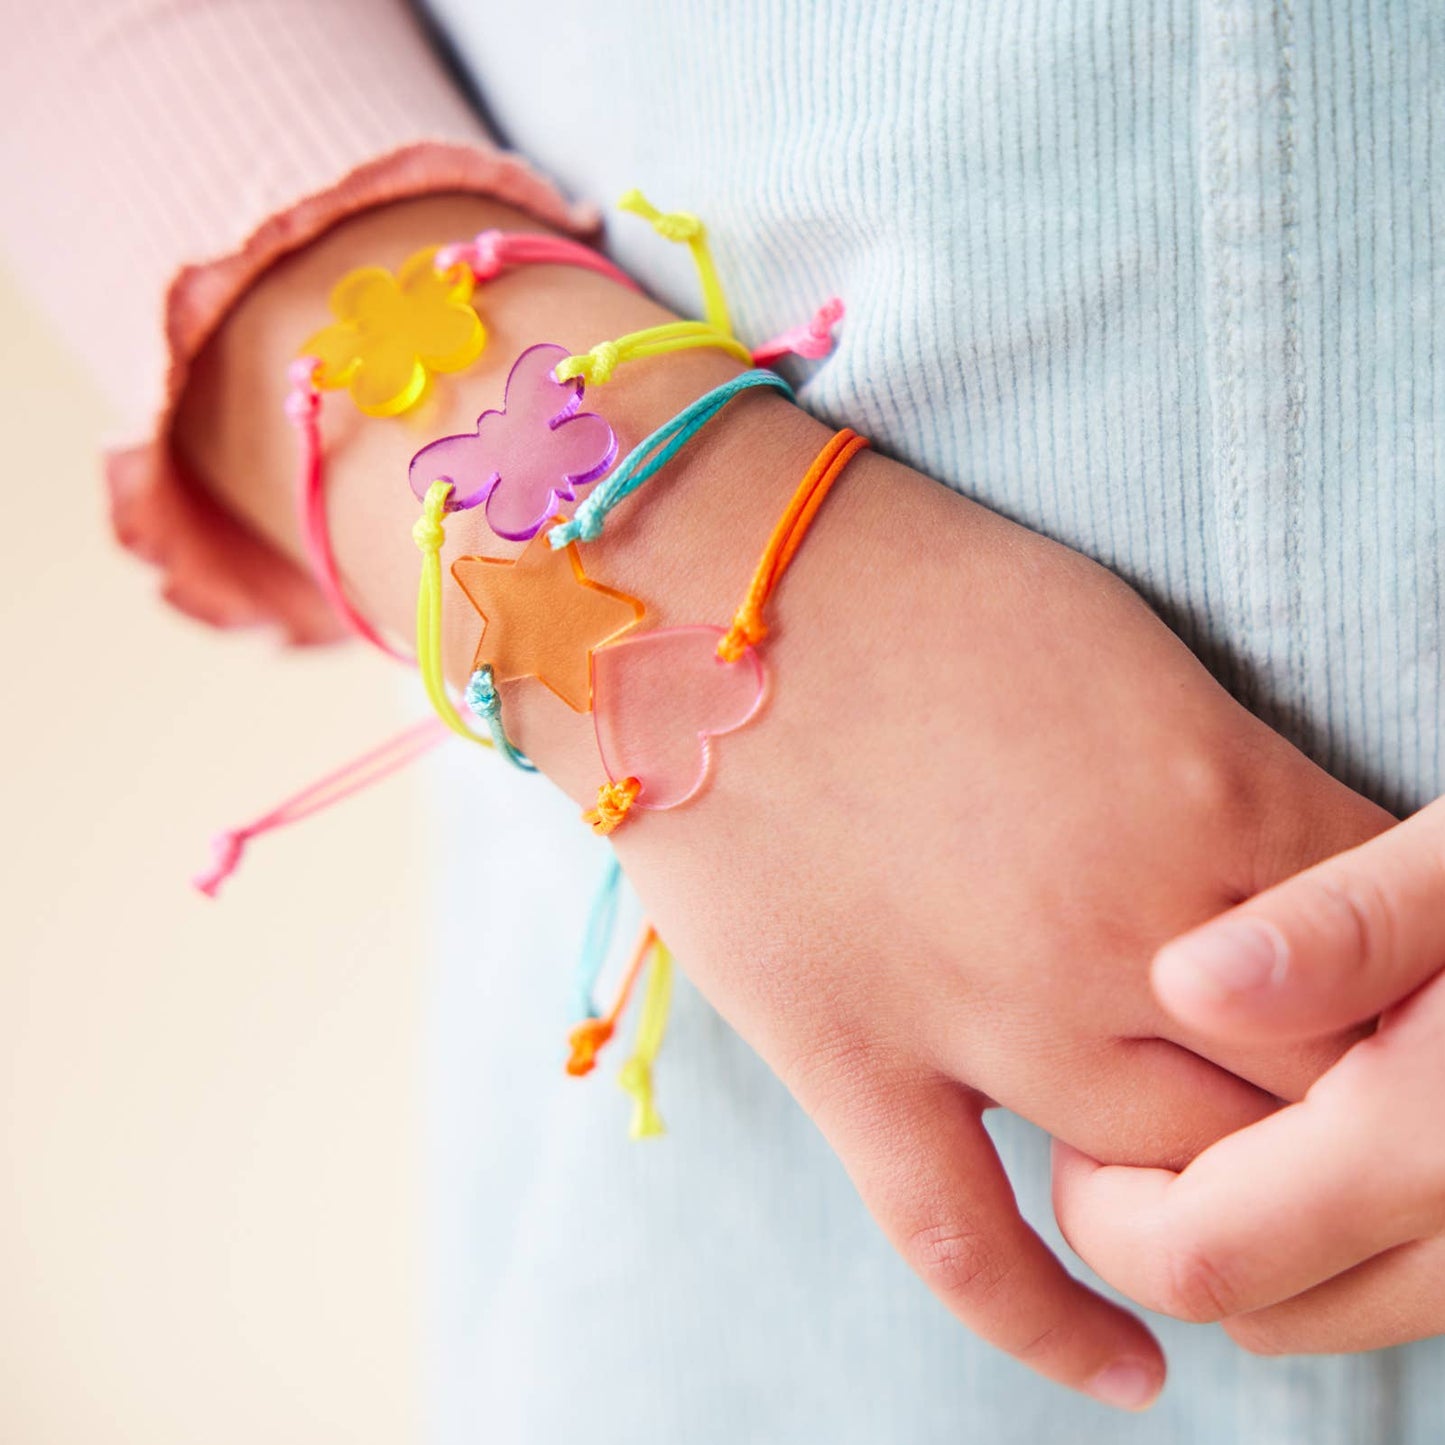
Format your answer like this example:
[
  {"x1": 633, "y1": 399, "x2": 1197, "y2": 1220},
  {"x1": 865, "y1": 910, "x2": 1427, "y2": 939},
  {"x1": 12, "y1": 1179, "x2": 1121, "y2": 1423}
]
[{"x1": 584, "y1": 428, "x2": 870, "y2": 833}]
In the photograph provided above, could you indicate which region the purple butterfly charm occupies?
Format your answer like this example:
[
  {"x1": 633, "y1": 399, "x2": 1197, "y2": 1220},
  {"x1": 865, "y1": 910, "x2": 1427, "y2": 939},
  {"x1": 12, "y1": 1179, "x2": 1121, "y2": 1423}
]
[{"x1": 407, "y1": 342, "x2": 617, "y2": 540}]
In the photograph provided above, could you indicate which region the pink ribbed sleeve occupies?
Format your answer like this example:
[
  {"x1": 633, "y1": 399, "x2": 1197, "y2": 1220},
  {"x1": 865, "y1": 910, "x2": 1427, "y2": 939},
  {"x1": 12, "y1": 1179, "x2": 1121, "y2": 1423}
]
[{"x1": 0, "y1": 0, "x2": 594, "y2": 640}]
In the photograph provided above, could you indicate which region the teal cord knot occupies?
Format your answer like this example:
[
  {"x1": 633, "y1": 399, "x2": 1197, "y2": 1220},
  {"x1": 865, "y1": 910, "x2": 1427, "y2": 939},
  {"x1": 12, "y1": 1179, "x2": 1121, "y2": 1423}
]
[{"x1": 464, "y1": 665, "x2": 536, "y2": 771}]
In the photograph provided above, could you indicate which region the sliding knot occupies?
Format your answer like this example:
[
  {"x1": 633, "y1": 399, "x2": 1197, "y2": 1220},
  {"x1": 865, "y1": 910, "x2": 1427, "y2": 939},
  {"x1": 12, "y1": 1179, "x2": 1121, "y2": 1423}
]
[
  {"x1": 651, "y1": 210, "x2": 703, "y2": 243},
  {"x1": 584, "y1": 777, "x2": 640, "y2": 834},
  {"x1": 716, "y1": 614, "x2": 767, "y2": 662},
  {"x1": 411, "y1": 511, "x2": 445, "y2": 553},
  {"x1": 467, "y1": 229, "x2": 507, "y2": 280},
  {"x1": 560, "y1": 339, "x2": 621, "y2": 386},
  {"x1": 284, "y1": 357, "x2": 321, "y2": 423},
  {"x1": 464, "y1": 666, "x2": 500, "y2": 720},
  {"x1": 566, "y1": 1016, "x2": 614, "y2": 1076}
]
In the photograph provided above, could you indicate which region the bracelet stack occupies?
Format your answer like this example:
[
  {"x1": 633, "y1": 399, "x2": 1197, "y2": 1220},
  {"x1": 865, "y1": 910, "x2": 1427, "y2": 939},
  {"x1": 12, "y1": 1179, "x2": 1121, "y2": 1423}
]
[{"x1": 209, "y1": 189, "x2": 859, "y2": 1140}]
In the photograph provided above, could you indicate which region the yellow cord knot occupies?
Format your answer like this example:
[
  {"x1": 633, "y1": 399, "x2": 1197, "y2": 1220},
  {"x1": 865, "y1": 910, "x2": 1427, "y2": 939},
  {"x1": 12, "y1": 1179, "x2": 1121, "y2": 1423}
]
[
  {"x1": 412, "y1": 480, "x2": 452, "y2": 553},
  {"x1": 411, "y1": 511, "x2": 445, "y2": 552},
  {"x1": 618, "y1": 187, "x2": 703, "y2": 242},
  {"x1": 584, "y1": 777, "x2": 640, "y2": 834},
  {"x1": 559, "y1": 338, "x2": 622, "y2": 386},
  {"x1": 716, "y1": 613, "x2": 768, "y2": 662},
  {"x1": 618, "y1": 1057, "x2": 664, "y2": 1138}
]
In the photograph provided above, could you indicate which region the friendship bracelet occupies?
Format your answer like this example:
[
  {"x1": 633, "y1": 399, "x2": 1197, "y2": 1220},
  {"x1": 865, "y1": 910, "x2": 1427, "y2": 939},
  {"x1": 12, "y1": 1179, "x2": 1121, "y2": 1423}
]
[
  {"x1": 583, "y1": 428, "x2": 871, "y2": 833},
  {"x1": 717, "y1": 427, "x2": 871, "y2": 661},
  {"x1": 287, "y1": 357, "x2": 412, "y2": 661},
  {"x1": 548, "y1": 370, "x2": 795, "y2": 547}
]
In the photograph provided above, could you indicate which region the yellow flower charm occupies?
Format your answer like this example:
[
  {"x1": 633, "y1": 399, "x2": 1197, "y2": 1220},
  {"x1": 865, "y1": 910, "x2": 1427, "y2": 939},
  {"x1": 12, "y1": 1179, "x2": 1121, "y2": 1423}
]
[{"x1": 299, "y1": 246, "x2": 486, "y2": 418}]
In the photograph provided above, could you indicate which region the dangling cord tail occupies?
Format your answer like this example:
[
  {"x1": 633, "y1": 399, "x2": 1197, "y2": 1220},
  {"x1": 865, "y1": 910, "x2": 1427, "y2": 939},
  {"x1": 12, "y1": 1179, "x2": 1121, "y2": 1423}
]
[
  {"x1": 288, "y1": 357, "x2": 411, "y2": 662},
  {"x1": 192, "y1": 716, "x2": 447, "y2": 897},
  {"x1": 571, "y1": 853, "x2": 623, "y2": 1021},
  {"x1": 435, "y1": 229, "x2": 642, "y2": 292},
  {"x1": 618, "y1": 188, "x2": 733, "y2": 336},
  {"x1": 717, "y1": 428, "x2": 871, "y2": 661},
  {"x1": 618, "y1": 940, "x2": 674, "y2": 1139},
  {"x1": 752, "y1": 298, "x2": 846, "y2": 366},
  {"x1": 566, "y1": 924, "x2": 657, "y2": 1075},
  {"x1": 414, "y1": 481, "x2": 498, "y2": 750},
  {"x1": 548, "y1": 370, "x2": 794, "y2": 548}
]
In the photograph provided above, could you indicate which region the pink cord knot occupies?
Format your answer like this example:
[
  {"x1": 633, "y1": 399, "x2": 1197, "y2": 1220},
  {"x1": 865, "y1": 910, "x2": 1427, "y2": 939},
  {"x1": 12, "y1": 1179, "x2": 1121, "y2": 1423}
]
[
  {"x1": 467, "y1": 229, "x2": 508, "y2": 281},
  {"x1": 436, "y1": 230, "x2": 508, "y2": 282},
  {"x1": 284, "y1": 357, "x2": 321, "y2": 424},
  {"x1": 191, "y1": 828, "x2": 250, "y2": 899},
  {"x1": 750, "y1": 299, "x2": 846, "y2": 366},
  {"x1": 802, "y1": 298, "x2": 845, "y2": 352}
]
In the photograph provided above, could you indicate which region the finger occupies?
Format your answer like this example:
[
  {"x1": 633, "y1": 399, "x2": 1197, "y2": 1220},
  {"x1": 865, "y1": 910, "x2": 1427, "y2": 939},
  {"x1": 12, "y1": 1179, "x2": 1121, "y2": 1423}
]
[
  {"x1": 807, "y1": 1068, "x2": 1165, "y2": 1409},
  {"x1": 1152, "y1": 797, "x2": 1445, "y2": 1041},
  {"x1": 974, "y1": 1031, "x2": 1279, "y2": 1173},
  {"x1": 1051, "y1": 1018, "x2": 1445, "y2": 1320},
  {"x1": 1224, "y1": 1234, "x2": 1445, "y2": 1356}
]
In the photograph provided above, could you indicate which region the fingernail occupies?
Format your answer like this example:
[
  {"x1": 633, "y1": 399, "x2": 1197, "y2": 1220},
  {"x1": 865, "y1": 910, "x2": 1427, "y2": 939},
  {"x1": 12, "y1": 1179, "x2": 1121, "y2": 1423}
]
[
  {"x1": 1158, "y1": 918, "x2": 1287, "y2": 996},
  {"x1": 1088, "y1": 1359, "x2": 1161, "y2": 1411}
]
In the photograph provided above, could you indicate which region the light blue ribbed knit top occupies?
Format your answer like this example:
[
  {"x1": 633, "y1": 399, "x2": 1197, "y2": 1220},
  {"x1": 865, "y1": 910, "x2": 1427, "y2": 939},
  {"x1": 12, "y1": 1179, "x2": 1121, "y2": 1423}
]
[{"x1": 420, "y1": 3, "x2": 1443, "y2": 1441}]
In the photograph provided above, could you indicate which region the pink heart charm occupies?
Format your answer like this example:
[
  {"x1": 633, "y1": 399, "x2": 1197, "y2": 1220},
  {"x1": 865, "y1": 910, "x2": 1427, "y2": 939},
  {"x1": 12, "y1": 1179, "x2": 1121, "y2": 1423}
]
[{"x1": 591, "y1": 626, "x2": 768, "y2": 810}]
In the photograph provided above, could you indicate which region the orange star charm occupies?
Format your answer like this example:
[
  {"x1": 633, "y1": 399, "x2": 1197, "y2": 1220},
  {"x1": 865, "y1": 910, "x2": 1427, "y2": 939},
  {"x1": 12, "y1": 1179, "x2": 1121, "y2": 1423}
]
[{"x1": 451, "y1": 531, "x2": 644, "y2": 712}]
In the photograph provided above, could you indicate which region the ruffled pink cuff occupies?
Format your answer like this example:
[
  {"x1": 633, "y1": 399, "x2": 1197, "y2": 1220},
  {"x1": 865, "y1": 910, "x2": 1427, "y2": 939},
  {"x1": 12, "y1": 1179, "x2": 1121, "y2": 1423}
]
[{"x1": 106, "y1": 141, "x2": 596, "y2": 643}]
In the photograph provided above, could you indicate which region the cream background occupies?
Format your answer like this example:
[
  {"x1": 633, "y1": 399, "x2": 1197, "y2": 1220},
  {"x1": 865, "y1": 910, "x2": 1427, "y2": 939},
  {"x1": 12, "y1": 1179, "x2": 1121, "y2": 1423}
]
[{"x1": 0, "y1": 269, "x2": 425, "y2": 1443}]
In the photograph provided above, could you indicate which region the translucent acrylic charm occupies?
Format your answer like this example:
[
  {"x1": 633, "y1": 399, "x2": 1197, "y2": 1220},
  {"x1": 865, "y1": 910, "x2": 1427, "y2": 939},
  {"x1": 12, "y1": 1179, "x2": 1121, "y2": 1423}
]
[
  {"x1": 409, "y1": 343, "x2": 617, "y2": 540},
  {"x1": 300, "y1": 246, "x2": 485, "y2": 418},
  {"x1": 451, "y1": 530, "x2": 643, "y2": 713},
  {"x1": 591, "y1": 627, "x2": 768, "y2": 809}
]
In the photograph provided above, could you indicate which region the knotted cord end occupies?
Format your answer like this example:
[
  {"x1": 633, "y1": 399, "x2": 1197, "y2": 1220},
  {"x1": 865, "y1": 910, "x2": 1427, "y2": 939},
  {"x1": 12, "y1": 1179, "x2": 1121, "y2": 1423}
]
[
  {"x1": 566, "y1": 1016, "x2": 614, "y2": 1076},
  {"x1": 618, "y1": 1056, "x2": 665, "y2": 1139},
  {"x1": 192, "y1": 829, "x2": 248, "y2": 899},
  {"x1": 584, "y1": 777, "x2": 641, "y2": 835}
]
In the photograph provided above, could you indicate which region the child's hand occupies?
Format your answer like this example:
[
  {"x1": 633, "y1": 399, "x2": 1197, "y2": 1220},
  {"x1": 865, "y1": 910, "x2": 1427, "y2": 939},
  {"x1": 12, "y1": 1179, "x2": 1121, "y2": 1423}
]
[
  {"x1": 180, "y1": 195, "x2": 1395, "y2": 1407},
  {"x1": 1052, "y1": 796, "x2": 1445, "y2": 1356},
  {"x1": 580, "y1": 445, "x2": 1395, "y2": 1411}
]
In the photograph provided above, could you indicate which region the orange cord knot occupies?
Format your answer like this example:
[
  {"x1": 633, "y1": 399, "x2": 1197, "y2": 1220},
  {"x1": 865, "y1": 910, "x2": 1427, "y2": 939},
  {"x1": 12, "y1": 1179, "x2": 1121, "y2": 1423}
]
[
  {"x1": 716, "y1": 611, "x2": 768, "y2": 662},
  {"x1": 566, "y1": 1016, "x2": 615, "y2": 1076},
  {"x1": 584, "y1": 777, "x2": 640, "y2": 834}
]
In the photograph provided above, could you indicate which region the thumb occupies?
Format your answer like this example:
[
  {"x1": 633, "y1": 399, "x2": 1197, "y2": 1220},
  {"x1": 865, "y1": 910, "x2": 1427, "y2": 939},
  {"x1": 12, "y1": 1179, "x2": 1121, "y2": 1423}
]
[{"x1": 1152, "y1": 797, "x2": 1445, "y2": 1041}]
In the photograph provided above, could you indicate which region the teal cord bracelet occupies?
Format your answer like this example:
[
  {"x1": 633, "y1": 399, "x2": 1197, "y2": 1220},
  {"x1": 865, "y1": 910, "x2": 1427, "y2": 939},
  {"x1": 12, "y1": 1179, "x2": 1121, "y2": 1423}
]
[
  {"x1": 571, "y1": 853, "x2": 623, "y2": 1021},
  {"x1": 547, "y1": 369, "x2": 795, "y2": 548},
  {"x1": 464, "y1": 665, "x2": 537, "y2": 771}
]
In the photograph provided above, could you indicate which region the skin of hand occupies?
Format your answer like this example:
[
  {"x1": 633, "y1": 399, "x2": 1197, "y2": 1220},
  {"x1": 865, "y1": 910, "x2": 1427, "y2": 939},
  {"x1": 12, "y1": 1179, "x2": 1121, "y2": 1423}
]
[
  {"x1": 1053, "y1": 794, "x2": 1445, "y2": 1357},
  {"x1": 177, "y1": 194, "x2": 1394, "y2": 1409}
]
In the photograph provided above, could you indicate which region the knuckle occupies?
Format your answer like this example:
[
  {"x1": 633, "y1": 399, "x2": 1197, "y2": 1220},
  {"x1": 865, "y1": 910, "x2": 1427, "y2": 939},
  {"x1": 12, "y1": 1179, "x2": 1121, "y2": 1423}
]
[
  {"x1": 1012, "y1": 1317, "x2": 1068, "y2": 1365},
  {"x1": 1307, "y1": 869, "x2": 1397, "y2": 975},
  {"x1": 1224, "y1": 1313, "x2": 1288, "y2": 1357},
  {"x1": 1160, "y1": 1242, "x2": 1242, "y2": 1323},
  {"x1": 904, "y1": 1221, "x2": 1010, "y2": 1305}
]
